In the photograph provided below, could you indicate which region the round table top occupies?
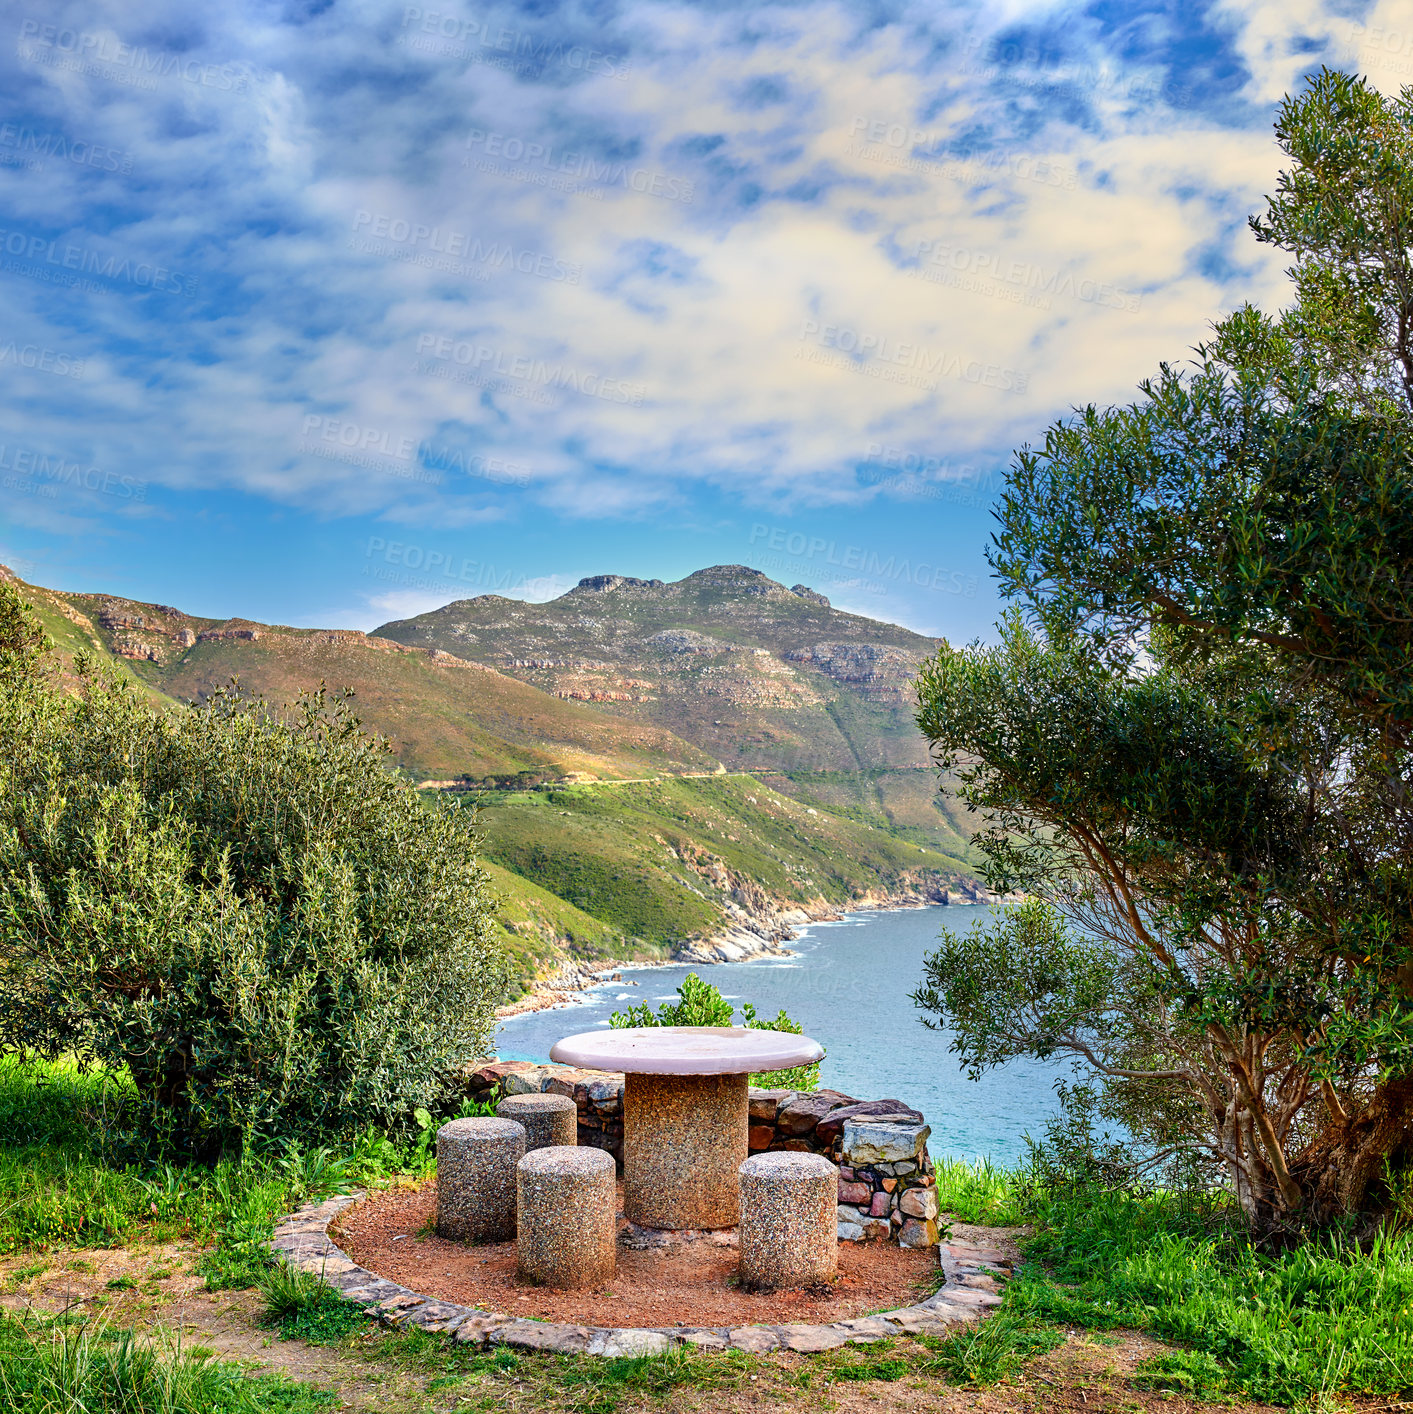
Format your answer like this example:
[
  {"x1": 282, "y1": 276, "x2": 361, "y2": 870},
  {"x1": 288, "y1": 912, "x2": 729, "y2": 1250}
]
[{"x1": 549, "y1": 1025, "x2": 824, "y2": 1076}]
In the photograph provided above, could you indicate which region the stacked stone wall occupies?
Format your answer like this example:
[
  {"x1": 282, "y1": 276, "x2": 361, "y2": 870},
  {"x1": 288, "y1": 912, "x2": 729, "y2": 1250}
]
[{"x1": 461, "y1": 1061, "x2": 938, "y2": 1248}]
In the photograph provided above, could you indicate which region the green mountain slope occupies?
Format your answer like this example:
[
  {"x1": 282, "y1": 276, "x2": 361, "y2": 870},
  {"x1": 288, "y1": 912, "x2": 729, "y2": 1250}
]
[{"x1": 473, "y1": 773, "x2": 977, "y2": 958}]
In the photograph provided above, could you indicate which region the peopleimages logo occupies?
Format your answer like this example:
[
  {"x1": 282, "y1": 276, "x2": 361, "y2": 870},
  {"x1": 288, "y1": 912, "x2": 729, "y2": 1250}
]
[
  {"x1": 0, "y1": 124, "x2": 134, "y2": 174},
  {"x1": 349, "y1": 211, "x2": 580, "y2": 283},
  {"x1": 300, "y1": 415, "x2": 531, "y2": 487},
  {"x1": 0, "y1": 226, "x2": 198, "y2": 296},
  {"x1": 364, "y1": 537, "x2": 528, "y2": 592},
  {"x1": 17, "y1": 20, "x2": 249, "y2": 91},
  {"x1": 0, "y1": 443, "x2": 146, "y2": 499},
  {"x1": 398, "y1": 8, "x2": 629, "y2": 81},
  {"x1": 414, "y1": 334, "x2": 647, "y2": 406},
  {"x1": 845, "y1": 116, "x2": 1077, "y2": 190},
  {"x1": 464, "y1": 130, "x2": 695, "y2": 204},
  {"x1": 797, "y1": 319, "x2": 1028, "y2": 394},
  {"x1": 748, "y1": 524, "x2": 977, "y2": 596},
  {"x1": 912, "y1": 240, "x2": 1139, "y2": 312},
  {"x1": 0, "y1": 342, "x2": 84, "y2": 378}
]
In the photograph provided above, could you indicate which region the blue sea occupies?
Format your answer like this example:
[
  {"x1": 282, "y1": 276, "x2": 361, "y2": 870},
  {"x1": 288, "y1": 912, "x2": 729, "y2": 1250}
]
[{"x1": 493, "y1": 903, "x2": 1066, "y2": 1165}]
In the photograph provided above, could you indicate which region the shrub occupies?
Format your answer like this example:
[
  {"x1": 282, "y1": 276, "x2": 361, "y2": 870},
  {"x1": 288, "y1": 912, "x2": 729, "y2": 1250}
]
[
  {"x1": 0, "y1": 583, "x2": 511, "y2": 1157},
  {"x1": 609, "y1": 973, "x2": 821, "y2": 1088}
]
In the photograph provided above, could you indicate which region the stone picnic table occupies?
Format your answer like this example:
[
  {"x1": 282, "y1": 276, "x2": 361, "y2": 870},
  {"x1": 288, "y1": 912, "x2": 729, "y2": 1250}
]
[{"x1": 549, "y1": 1025, "x2": 824, "y2": 1231}]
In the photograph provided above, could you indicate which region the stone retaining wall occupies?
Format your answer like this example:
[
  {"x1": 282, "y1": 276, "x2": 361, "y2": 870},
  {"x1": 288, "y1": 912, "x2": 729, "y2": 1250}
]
[{"x1": 462, "y1": 1062, "x2": 938, "y2": 1248}]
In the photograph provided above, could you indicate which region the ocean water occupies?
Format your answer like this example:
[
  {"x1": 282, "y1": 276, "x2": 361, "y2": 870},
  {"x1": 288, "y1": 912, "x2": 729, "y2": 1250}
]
[{"x1": 493, "y1": 903, "x2": 1065, "y2": 1165}]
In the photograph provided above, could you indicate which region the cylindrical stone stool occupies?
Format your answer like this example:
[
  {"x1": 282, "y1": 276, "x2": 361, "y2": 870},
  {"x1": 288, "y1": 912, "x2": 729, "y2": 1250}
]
[
  {"x1": 495, "y1": 1092, "x2": 578, "y2": 1152},
  {"x1": 624, "y1": 1072, "x2": 748, "y2": 1230},
  {"x1": 738, "y1": 1152, "x2": 838, "y2": 1291},
  {"x1": 435, "y1": 1117, "x2": 525, "y2": 1242},
  {"x1": 516, "y1": 1146, "x2": 616, "y2": 1288}
]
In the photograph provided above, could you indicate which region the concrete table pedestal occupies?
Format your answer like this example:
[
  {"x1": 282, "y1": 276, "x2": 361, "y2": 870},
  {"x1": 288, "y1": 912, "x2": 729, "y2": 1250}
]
[
  {"x1": 623, "y1": 1071, "x2": 748, "y2": 1229},
  {"x1": 550, "y1": 1025, "x2": 824, "y2": 1233}
]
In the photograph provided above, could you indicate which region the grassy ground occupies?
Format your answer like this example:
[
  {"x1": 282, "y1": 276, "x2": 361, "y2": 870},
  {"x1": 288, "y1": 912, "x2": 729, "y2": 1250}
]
[{"x1": 2, "y1": 1057, "x2": 1409, "y2": 1413}]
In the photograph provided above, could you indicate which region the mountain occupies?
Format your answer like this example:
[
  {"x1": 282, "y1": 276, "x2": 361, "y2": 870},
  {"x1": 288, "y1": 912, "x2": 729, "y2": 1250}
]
[
  {"x1": 5, "y1": 567, "x2": 717, "y2": 782},
  {"x1": 374, "y1": 565, "x2": 940, "y2": 774},
  {"x1": 373, "y1": 564, "x2": 965, "y2": 847},
  {"x1": 5, "y1": 563, "x2": 985, "y2": 998}
]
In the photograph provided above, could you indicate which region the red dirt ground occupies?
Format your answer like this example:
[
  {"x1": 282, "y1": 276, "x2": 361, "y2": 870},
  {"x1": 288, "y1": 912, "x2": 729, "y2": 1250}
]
[{"x1": 331, "y1": 1179, "x2": 937, "y2": 1328}]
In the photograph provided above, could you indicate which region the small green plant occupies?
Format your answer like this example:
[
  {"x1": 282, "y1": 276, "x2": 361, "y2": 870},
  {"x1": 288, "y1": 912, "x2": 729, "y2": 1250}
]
[
  {"x1": 552, "y1": 1347, "x2": 755, "y2": 1411},
  {"x1": 1132, "y1": 1349, "x2": 1232, "y2": 1400},
  {"x1": 609, "y1": 973, "x2": 822, "y2": 1088},
  {"x1": 920, "y1": 1313, "x2": 1064, "y2": 1387},
  {"x1": 826, "y1": 1355, "x2": 910, "y2": 1382},
  {"x1": 257, "y1": 1264, "x2": 368, "y2": 1346}
]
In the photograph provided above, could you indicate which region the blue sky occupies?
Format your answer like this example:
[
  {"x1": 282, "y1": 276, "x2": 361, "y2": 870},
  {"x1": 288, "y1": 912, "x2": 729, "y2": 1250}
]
[{"x1": 0, "y1": 0, "x2": 1396, "y2": 641}]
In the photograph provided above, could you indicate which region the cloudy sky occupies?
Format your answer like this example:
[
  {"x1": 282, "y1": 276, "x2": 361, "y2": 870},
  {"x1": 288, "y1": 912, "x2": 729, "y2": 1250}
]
[{"x1": 0, "y1": 0, "x2": 1403, "y2": 639}]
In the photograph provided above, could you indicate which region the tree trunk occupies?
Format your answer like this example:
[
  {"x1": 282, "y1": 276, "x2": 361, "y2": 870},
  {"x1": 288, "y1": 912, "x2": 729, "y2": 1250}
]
[{"x1": 1290, "y1": 1074, "x2": 1413, "y2": 1223}]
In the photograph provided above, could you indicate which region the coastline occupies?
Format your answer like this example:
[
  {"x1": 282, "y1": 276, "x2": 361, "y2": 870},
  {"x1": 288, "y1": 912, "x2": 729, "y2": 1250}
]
[{"x1": 494, "y1": 874, "x2": 998, "y2": 1020}]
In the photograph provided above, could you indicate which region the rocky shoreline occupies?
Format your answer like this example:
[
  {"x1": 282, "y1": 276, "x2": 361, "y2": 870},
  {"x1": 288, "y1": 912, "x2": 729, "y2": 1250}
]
[{"x1": 495, "y1": 874, "x2": 999, "y2": 1020}]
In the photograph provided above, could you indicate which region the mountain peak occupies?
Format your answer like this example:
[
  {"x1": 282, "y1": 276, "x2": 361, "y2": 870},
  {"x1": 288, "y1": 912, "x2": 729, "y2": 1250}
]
[
  {"x1": 568, "y1": 575, "x2": 665, "y2": 595},
  {"x1": 683, "y1": 564, "x2": 778, "y2": 585}
]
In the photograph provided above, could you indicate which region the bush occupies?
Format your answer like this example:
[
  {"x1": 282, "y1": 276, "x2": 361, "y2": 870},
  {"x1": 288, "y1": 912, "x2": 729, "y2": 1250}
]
[
  {"x1": 609, "y1": 973, "x2": 822, "y2": 1088},
  {"x1": 0, "y1": 583, "x2": 511, "y2": 1157}
]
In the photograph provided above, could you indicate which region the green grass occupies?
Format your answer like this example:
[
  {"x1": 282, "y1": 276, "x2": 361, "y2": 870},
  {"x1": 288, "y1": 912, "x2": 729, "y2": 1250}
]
[
  {"x1": 918, "y1": 1313, "x2": 1064, "y2": 1386},
  {"x1": 0, "y1": 1056, "x2": 465, "y2": 1289},
  {"x1": 1009, "y1": 1185, "x2": 1413, "y2": 1406},
  {"x1": 931, "y1": 1157, "x2": 1034, "y2": 1226},
  {"x1": 0, "y1": 1311, "x2": 337, "y2": 1413}
]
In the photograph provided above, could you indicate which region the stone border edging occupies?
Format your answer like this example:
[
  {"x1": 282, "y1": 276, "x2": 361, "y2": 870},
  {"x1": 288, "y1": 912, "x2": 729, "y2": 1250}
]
[{"x1": 270, "y1": 1193, "x2": 1006, "y2": 1357}]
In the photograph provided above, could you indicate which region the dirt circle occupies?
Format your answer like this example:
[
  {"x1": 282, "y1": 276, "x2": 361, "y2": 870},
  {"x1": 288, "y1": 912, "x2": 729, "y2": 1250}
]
[{"x1": 332, "y1": 1179, "x2": 937, "y2": 1329}]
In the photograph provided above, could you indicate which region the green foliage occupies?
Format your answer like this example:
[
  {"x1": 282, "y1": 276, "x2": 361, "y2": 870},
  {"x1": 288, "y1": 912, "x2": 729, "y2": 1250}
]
[
  {"x1": 0, "y1": 1311, "x2": 336, "y2": 1413},
  {"x1": 0, "y1": 584, "x2": 512, "y2": 1156},
  {"x1": 1204, "y1": 69, "x2": 1413, "y2": 418},
  {"x1": 920, "y1": 1313, "x2": 1064, "y2": 1387},
  {"x1": 916, "y1": 74, "x2": 1413, "y2": 1229},
  {"x1": 0, "y1": 1056, "x2": 428, "y2": 1291},
  {"x1": 1130, "y1": 1349, "x2": 1231, "y2": 1400},
  {"x1": 258, "y1": 1264, "x2": 369, "y2": 1345},
  {"x1": 610, "y1": 971, "x2": 733, "y2": 1028},
  {"x1": 609, "y1": 972, "x2": 822, "y2": 1088}
]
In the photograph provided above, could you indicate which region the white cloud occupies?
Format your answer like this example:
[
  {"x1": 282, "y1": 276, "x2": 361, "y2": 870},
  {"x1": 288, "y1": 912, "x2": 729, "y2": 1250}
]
[{"x1": 0, "y1": 0, "x2": 1351, "y2": 531}]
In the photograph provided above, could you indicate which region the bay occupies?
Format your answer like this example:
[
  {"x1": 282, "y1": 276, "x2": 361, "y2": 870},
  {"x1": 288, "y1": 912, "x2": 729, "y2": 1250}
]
[{"x1": 493, "y1": 902, "x2": 1066, "y2": 1165}]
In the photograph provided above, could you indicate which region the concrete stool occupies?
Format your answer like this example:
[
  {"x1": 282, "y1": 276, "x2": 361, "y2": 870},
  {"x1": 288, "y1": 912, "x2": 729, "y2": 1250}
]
[
  {"x1": 435, "y1": 1117, "x2": 525, "y2": 1242},
  {"x1": 496, "y1": 1092, "x2": 578, "y2": 1152},
  {"x1": 738, "y1": 1151, "x2": 838, "y2": 1291},
  {"x1": 516, "y1": 1146, "x2": 616, "y2": 1288}
]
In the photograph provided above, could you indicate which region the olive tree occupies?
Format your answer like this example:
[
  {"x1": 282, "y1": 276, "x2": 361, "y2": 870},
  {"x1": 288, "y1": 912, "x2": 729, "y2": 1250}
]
[
  {"x1": 913, "y1": 72, "x2": 1413, "y2": 1231},
  {"x1": 0, "y1": 581, "x2": 511, "y2": 1155}
]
